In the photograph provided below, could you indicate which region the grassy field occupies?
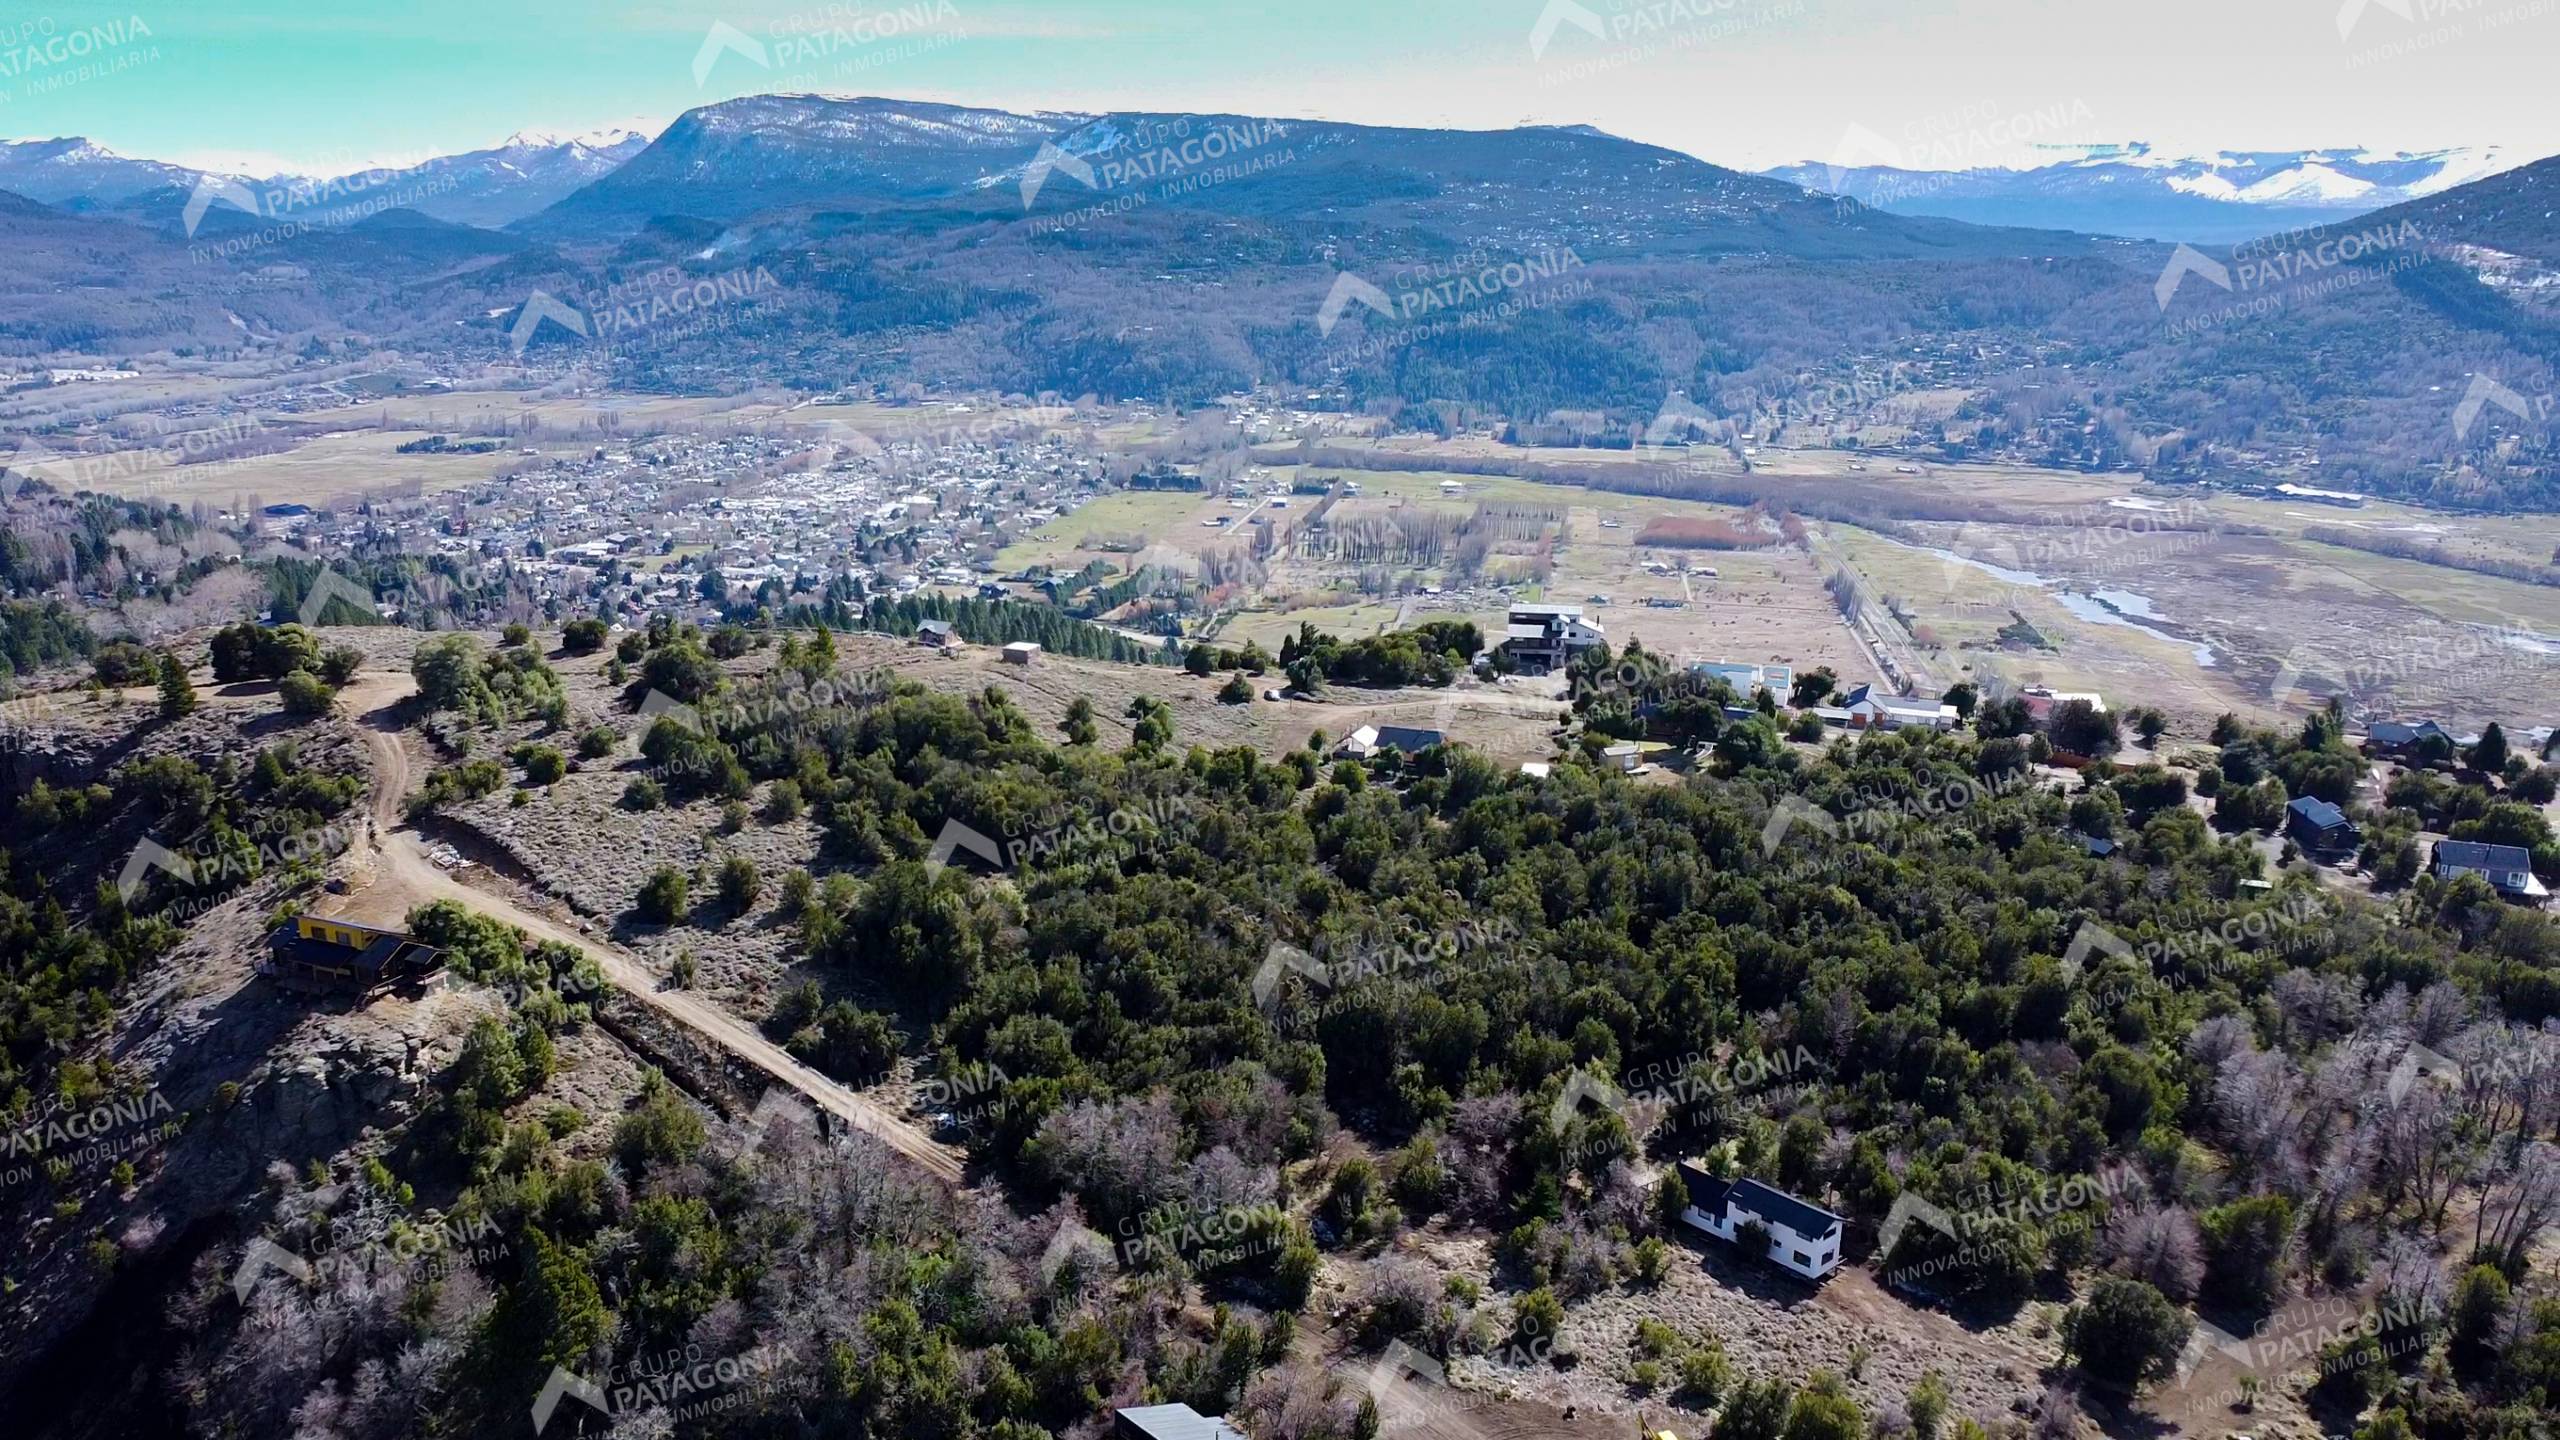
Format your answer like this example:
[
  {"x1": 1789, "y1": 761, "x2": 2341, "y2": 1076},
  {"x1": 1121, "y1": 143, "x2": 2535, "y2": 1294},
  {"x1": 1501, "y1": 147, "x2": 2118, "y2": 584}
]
[
  {"x1": 87, "y1": 428, "x2": 518, "y2": 510},
  {"x1": 995, "y1": 487, "x2": 1227, "y2": 573}
]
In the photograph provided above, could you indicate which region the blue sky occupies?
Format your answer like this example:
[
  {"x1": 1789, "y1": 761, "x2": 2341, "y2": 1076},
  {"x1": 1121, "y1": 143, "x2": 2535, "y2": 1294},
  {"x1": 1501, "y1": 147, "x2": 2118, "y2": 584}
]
[{"x1": 5, "y1": 0, "x2": 2553, "y2": 175}]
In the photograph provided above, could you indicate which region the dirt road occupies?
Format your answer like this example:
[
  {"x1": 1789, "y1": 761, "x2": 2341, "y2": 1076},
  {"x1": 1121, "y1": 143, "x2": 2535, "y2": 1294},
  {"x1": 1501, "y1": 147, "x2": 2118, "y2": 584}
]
[{"x1": 320, "y1": 673, "x2": 966, "y2": 1185}]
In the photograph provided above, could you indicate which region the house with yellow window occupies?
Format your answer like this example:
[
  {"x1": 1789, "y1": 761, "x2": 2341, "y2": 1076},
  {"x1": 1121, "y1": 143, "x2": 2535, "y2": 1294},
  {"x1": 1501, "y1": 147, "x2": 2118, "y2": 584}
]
[{"x1": 265, "y1": 915, "x2": 447, "y2": 994}]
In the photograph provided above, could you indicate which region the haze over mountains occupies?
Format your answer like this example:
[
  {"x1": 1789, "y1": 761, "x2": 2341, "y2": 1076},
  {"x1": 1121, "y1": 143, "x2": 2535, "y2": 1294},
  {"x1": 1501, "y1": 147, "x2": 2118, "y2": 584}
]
[
  {"x1": 1766, "y1": 142, "x2": 2535, "y2": 244},
  {"x1": 5, "y1": 94, "x2": 2555, "y2": 511}
]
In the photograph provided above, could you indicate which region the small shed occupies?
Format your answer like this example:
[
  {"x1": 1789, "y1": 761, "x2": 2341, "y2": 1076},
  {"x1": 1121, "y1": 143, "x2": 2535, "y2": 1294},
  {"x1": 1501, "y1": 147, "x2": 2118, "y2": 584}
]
[{"x1": 1001, "y1": 641, "x2": 1040, "y2": 666}]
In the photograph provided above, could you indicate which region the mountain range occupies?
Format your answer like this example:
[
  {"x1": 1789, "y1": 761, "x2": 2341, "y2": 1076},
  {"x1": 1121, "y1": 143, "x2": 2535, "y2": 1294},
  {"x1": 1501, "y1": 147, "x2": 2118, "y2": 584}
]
[
  {"x1": 1764, "y1": 142, "x2": 2532, "y2": 243},
  {"x1": 3, "y1": 97, "x2": 2555, "y2": 512},
  {"x1": 0, "y1": 127, "x2": 654, "y2": 232}
]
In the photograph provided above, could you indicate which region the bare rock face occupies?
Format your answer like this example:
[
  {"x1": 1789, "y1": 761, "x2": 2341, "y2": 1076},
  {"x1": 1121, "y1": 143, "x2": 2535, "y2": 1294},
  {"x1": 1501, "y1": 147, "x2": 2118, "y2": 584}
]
[{"x1": 0, "y1": 902, "x2": 476, "y2": 1405}]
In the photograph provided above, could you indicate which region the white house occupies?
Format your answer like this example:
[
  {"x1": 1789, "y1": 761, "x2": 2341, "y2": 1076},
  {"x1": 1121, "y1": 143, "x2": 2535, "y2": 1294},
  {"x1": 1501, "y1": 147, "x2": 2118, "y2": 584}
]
[
  {"x1": 1338, "y1": 725, "x2": 1382, "y2": 760},
  {"x1": 1840, "y1": 684, "x2": 1957, "y2": 732},
  {"x1": 1677, "y1": 1162, "x2": 1845, "y2": 1280},
  {"x1": 1001, "y1": 641, "x2": 1041, "y2": 666}
]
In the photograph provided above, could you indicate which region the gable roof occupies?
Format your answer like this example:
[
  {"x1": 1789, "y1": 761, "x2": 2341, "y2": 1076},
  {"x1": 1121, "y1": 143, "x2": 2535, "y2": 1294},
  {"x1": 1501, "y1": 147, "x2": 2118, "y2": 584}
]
[
  {"x1": 1728, "y1": 1178, "x2": 1843, "y2": 1239},
  {"x1": 2436, "y1": 839, "x2": 2532, "y2": 872},
  {"x1": 2371, "y1": 719, "x2": 2453, "y2": 746},
  {"x1": 2286, "y1": 796, "x2": 2350, "y2": 829},
  {"x1": 1677, "y1": 1160, "x2": 1732, "y2": 1215},
  {"x1": 1116, "y1": 1405, "x2": 1248, "y2": 1440},
  {"x1": 1373, "y1": 725, "x2": 1448, "y2": 753}
]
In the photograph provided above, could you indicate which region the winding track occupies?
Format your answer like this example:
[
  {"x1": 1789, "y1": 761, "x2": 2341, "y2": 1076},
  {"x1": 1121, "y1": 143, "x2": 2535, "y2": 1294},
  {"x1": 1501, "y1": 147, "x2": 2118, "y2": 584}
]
[{"x1": 322, "y1": 672, "x2": 966, "y2": 1185}]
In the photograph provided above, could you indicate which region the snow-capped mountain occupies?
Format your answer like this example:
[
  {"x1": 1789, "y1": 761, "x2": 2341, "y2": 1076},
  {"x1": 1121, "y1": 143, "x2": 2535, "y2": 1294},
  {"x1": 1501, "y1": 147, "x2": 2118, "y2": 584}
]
[
  {"x1": 0, "y1": 137, "x2": 210, "y2": 210},
  {"x1": 387, "y1": 126, "x2": 655, "y2": 226},
  {"x1": 1763, "y1": 142, "x2": 2535, "y2": 243},
  {"x1": 0, "y1": 125, "x2": 656, "y2": 230}
]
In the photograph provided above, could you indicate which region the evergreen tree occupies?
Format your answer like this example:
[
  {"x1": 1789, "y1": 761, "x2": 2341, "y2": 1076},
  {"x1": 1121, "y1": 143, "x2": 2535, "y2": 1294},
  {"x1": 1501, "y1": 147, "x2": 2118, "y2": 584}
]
[{"x1": 157, "y1": 650, "x2": 196, "y2": 719}]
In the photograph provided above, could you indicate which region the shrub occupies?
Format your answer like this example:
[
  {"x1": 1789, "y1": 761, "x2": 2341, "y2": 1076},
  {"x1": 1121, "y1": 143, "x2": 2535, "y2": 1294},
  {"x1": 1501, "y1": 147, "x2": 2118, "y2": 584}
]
[
  {"x1": 562, "y1": 618, "x2": 609, "y2": 654},
  {"x1": 93, "y1": 642, "x2": 159, "y2": 686},
  {"x1": 501, "y1": 623, "x2": 531, "y2": 648},
  {"x1": 512, "y1": 744, "x2": 566, "y2": 785},
  {"x1": 717, "y1": 854, "x2": 761, "y2": 913},
  {"x1": 779, "y1": 868, "x2": 816, "y2": 915},
  {"x1": 622, "y1": 777, "x2": 664, "y2": 811},
  {"x1": 576, "y1": 727, "x2": 618, "y2": 760},
  {"x1": 278, "y1": 669, "x2": 333, "y2": 716},
  {"x1": 765, "y1": 778, "x2": 805, "y2": 822},
  {"x1": 637, "y1": 866, "x2": 689, "y2": 924}
]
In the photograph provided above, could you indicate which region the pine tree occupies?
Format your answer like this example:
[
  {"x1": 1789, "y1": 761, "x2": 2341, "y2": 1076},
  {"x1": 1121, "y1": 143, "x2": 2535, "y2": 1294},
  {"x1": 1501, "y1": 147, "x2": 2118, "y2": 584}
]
[{"x1": 157, "y1": 651, "x2": 196, "y2": 719}]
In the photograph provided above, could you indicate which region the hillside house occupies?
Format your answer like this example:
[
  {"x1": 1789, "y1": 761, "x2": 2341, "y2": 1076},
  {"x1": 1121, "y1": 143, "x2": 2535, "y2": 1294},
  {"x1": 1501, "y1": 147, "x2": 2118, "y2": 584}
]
[
  {"x1": 1841, "y1": 684, "x2": 1958, "y2": 732},
  {"x1": 2433, "y1": 840, "x2": 2550, "y2": 904},
  {"x1": 1677, "y1": 1162, "x2": 1845, "y2": 1280},
  {"x1": 2285, "y1": 796, "x2": 2362, "y2": 861},
  {"x1": 264, "y1": 917, "x2": 446, "y2": 995},
  {"x1": 1502, "y1": 603, "x2": 1606, "y2": 674}
]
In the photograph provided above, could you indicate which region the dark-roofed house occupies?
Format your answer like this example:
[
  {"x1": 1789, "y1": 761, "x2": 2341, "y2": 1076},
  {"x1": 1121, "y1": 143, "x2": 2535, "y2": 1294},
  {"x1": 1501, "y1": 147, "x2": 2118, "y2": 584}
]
[
  {"x1": 2367, "y1": 720, "x2": 2456, "y2": 756},
  {"x1": 1676, "y1": 1161, "x2": 1844, "y2": 1280},
  {"x1": 914, "y1": 619, "x2": 957, "y2": 648},
  {"x1": 2285, "y1": 796, "x2": 2361, "y2": 862},
  {"x1": 1115, "y1": 1404, "x2": 1248, "y2": 1440},
  {"x1": 265, "y1": 916, "x2": 447, "y2": 994},
  {"x1": 1372, "y1": 725, "x2": 1449, "y2": 756},
  {"x1": 2433, "y1": 840, "x2": 2550, "y2": 904}
]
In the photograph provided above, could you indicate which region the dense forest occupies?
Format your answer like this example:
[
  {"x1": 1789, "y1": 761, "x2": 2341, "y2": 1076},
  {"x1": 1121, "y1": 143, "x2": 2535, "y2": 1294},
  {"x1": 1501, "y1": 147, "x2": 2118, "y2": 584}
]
[{"x1": 118, "y1": 620, "x2": 2560, "y2": 1439}]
